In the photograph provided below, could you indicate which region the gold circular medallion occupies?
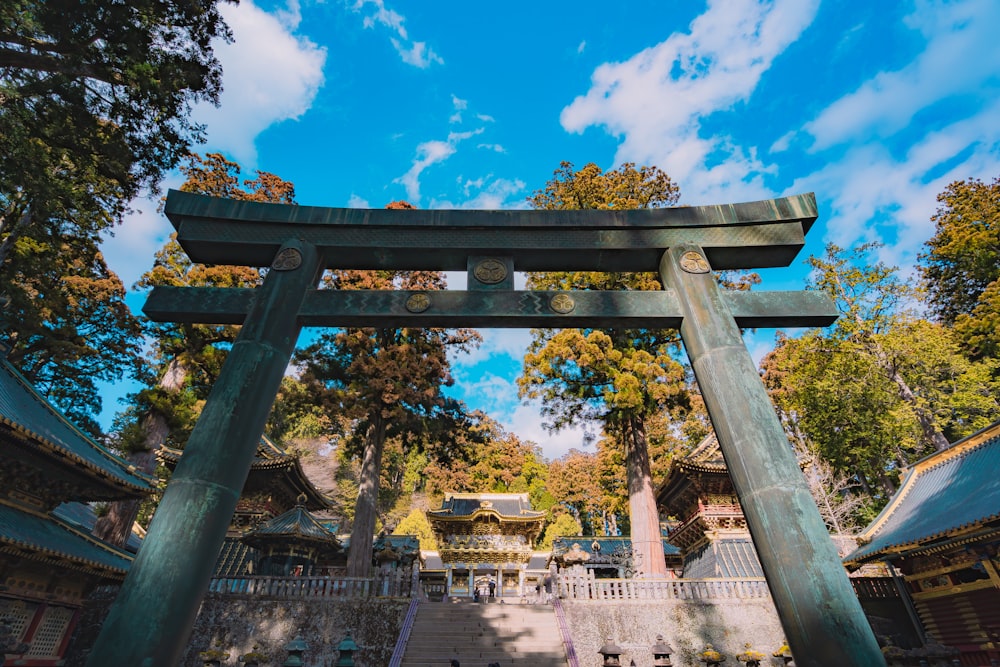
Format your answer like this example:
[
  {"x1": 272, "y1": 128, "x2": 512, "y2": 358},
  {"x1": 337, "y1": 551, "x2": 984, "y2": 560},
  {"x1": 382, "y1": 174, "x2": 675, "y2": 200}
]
[
  {"x1": 680, "y1": 251, "x2": 710, "y2": 274},
  {"x1": 549, "y1": 293, "x2": 575, "y2": 314},
  {"x1": 473, "y1": 258, "x2": 508, "y2": 284},
  {"x1": 271, "y1": 247, "x2": 302, "y2": 271},
  {"x1": 405, "y1": 293, "x2": 431, "y2": 313}
]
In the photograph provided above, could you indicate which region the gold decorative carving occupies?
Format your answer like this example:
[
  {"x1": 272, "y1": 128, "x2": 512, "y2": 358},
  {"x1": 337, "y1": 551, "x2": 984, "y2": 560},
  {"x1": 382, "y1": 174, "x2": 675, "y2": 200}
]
[
  {"x1": 549, "y1": 294, "x2": 575, "y2": 314},
  {"x1": 680, "y1": 251, "x2": 710, "y2": 274},
  {"x1": 405, "y1": 293, "x2": 431, "y2": 313},
  {"x1": 271, "y1": 248, "x2": 302, "y2": 271},
  {"x1": 473, "y1": 258, "x2": 508, "y2": 284}
]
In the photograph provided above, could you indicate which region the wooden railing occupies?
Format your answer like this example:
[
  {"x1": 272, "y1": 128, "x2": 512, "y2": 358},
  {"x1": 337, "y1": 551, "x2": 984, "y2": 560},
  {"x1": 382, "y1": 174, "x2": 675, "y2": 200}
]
[
  {"x1": 208, "y1": 568, "x2": 418, "y2": 599},
  {"x1": 555, "y1": 572, "x2": 771, "y2": 601}
]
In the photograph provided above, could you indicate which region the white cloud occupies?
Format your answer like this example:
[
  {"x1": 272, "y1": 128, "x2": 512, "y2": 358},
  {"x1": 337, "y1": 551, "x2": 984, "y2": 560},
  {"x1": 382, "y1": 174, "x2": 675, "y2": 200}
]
[
  {"x1": 453, "y1": 329, "x2": 532, "y2": 368},
  {"x1": 477, "y1": 143, "x2": 506, "y2": 153},
  {"x1": 102, "y1": 185, "x2": 180, "y2": 288},
  {"x1": 353, "y1": 0, "x2": 443, "y2": 68},
  {"x1": 786, "y1": 96, "x2": 1000, "y2": 269},
  {"x1": 191, "y1": 0, "x2": 326, "y2": 166},
  {"x1": 395, "y1": 130, "x2": 483, "y2": 202},
  {"x1": 784, "y1": 0, "x2": 1000, "y2": 270},
  {"x1": 804, "y1": 0, "x2": 1000, "y2": 151},
  {"x1": 577, "y1": 40, "x2": 587, "y2": 54},
  {"x1": 347, "y1": 193, "x2": 371, "y2": 208},
  {"x1": 560, "y1": 0, "x2": 819, "y2": 203},
  {"x1": 508, "y1": 401, "x2": 593, "y2": 461}
]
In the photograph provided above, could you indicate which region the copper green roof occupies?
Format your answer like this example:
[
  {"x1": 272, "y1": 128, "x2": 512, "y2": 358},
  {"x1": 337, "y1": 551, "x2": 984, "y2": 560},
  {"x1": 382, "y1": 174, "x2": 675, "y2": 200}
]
[
  {"x1": 0, "y1": 360, "x2": 152, "y2": 495},
  {"x1": 550, "y1": 535, "x2": 680, "y2": 561},
  {"x1": 427, "y1": 493, "x2": 546, "y2": 521},
  {"x1": 159, "y1": 436, "x2": 331, "y2": 510},
  {"x1": 845, "y1": 421, "x2": 1000, "y2": 567},
  {"x1": 0, "y1": 501, "x2": 134, "y2": 575},
  {"x1": 240, "y1": 504, "x2": 340, "y2": 549}
]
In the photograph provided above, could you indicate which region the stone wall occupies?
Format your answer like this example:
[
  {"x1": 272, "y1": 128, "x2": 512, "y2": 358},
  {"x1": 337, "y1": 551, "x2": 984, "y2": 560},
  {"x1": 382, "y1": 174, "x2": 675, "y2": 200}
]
[
  {"x1": 180, "y1": 595, "x2": 409, "y2": 666},
  {"x1": 560, "y1": 598, "x2": 787, "y2": 667},
  {"x1": 64, "y1": 592, "x2": 409, "y2": 667}
]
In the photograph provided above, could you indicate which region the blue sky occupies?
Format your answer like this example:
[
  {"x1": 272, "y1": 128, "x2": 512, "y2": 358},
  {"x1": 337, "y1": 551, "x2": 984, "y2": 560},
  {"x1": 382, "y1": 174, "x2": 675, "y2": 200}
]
[{"x1": 101, "y1": 0, "x2": 1000, "y2": 459}]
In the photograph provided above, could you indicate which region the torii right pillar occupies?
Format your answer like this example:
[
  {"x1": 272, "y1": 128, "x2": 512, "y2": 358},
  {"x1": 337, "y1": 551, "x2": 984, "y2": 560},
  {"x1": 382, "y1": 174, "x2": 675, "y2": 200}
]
[{"x1": 660, "y1": 244, "x2": 886, "y2": 667}]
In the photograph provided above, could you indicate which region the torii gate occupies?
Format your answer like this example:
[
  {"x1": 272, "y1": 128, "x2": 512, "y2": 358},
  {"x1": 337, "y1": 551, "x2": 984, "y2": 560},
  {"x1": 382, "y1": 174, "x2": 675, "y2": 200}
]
[{"x1": 86, "y1": 191, "x2": 885, "y2": 667}]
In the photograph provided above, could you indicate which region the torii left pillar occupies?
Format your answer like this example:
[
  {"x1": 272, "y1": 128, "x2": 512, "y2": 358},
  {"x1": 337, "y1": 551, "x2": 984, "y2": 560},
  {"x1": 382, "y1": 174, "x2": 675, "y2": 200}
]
[{"x1": 86, "y1": 240, "x2": 324, "y2": 667}]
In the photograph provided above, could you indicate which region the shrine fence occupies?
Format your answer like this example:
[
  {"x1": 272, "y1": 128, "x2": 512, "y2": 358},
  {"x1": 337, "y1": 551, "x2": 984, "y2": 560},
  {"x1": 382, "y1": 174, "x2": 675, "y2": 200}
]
[
  {"x1": 207, "y1": 568, "x2": 419, "y2": 599},
  {"x1": 555, "y1": 572, "x2": 771, "y2": 601}
]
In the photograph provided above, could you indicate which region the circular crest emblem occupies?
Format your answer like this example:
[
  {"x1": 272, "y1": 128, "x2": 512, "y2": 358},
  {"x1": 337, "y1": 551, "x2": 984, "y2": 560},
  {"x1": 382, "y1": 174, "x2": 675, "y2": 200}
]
[
  {"x1": 271, "y1": 247, "x2": 302, "y2": 271},
  {"x1": 405, "y1": 293, "x2": 431, "y2": 313},
  {"x1": 679, "y1": 250, "x2": 710, "y2": 274},
  {"x1": 549, "y1": 294, "x2": 576, "y2": 314},
  {"x1": 473, "y1": 258, "x2": 508, "y2": 284}
]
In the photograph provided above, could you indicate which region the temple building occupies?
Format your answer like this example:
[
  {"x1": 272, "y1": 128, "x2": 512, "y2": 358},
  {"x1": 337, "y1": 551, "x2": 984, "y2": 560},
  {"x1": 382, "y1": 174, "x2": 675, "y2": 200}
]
[
  {"x1": 426, "y1": 493, "x2": 545, "y2": 599},
  {"x1": 240, "y1": 497, "x2": 342, "y2": 576},
  {"x1": 0, "y1": 359, "x2": 153, "y2": 665},
  {"x1": 159, "y1": 437, "x2": 332, "y2": 576},
  {"x1": 549, "y1": 536, "x2": 682, "y2": 578},
  {"x1": 845, "y1": 420, "x2": 1000, "y2": 665},
  {"x1": 655, "y1": 433, "x2": 764, "y2": 578}
]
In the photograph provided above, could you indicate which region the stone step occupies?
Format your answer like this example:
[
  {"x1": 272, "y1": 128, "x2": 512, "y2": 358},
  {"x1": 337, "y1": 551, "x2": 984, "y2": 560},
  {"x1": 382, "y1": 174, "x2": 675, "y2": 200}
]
[{"x1": 399, "y1": 601, "x2": 568, "y2": 667}]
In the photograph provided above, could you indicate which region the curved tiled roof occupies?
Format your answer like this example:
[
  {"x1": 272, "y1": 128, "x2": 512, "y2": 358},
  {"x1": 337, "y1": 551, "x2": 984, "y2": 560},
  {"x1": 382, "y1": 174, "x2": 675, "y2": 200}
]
[
  {"x1": 241, "y1": 505, "x2": 340, "y2": 549},
  {"x1": 0, "y1": 501, "x2": 134, "y2": 575},
  {"x1": 159, "y1": 435, "x2": 331, "y2": 510},
  {"x1": 845, "y1": 421, "x2": 1000, "y2": 566},
  {"x1": 427, "y1": 493, "x2": 546, "y2": 521},
  {"x1": 0, "y1": 360, "x2": 152, "y2": 493}
]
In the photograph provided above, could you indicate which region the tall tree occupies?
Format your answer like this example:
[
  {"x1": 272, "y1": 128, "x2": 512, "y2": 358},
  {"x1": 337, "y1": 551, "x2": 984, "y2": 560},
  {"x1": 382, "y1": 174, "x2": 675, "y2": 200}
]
[
  {"x1": 94, "y1": 154, "x2": 294, "y2": 545},
  {"x1": 296, "y1": 232, "x2": 480, "y2": 576},
  {"x1": 919, "y1": 175, "x2": 1000, "y2": 360},
  {"x1": 1, "y1": 0, "x2": 233, "y2": 267},
  {"x1": 0, "y1": 217, "x2": 141, "y2": 435},
  {"x1": 809, "y1": 243, "x2": 955, "y2": 452},
  {"x1": 762, "y1": 244, "x2": 1000, "y2": 512},
  {"x1": 520, "y1": 161, "x2": 687, "y2": 577}
]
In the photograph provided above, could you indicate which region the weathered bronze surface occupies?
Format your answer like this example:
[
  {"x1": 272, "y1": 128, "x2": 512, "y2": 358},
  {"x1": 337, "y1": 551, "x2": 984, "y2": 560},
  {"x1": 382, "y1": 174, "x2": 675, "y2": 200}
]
[
  {"x1": 659, "y1": 245, "x2": 885, "y2": 666},
  {"x1": 165, "y1": 189, "x2": 817, "y2": 270},
  {"x1": 85, "y1": 240, "x2": 325, "y2": 667},
  {"x1": 87, "y1": 190, "x2": 885, "y2": 667},
  {"x1": 144, "y1": 286, "x2": 838, "y2": 329}
]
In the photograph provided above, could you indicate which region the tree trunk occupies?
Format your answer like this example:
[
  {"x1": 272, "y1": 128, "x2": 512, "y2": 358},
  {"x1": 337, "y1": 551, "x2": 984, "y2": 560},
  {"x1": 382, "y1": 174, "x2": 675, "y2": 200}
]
[
  {"x1": 621, "y1": 415, "x2": 667, "y2": 577},
  {"x1": 346, "y1": 412, "x2": 387, "y2": 577},
  {"x1": 93, "y1": 357, "x2": 186, "y2": 546},
  {"x1": 886, "y1": 366, "x2": 951, "y2": 451}
]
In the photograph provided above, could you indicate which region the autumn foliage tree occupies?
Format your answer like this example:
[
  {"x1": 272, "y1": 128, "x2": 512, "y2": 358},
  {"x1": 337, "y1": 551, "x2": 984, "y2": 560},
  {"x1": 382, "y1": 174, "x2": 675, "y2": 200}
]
[
  {"x1": 520, "y1": 161, "x2": 688, "y2": 576},
  {"x1": 94, "y1": 154, "x2": 295, "y2": 545},
  {"x1": 296, "y1": 221, "x2": 480, "y2": 576}
]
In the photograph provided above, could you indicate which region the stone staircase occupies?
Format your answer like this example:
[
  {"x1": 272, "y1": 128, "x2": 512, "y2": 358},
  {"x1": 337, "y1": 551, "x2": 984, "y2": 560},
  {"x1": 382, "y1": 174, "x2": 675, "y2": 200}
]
[{"x1": 399, "y1": 600, "x2": 569, "y2": 667}]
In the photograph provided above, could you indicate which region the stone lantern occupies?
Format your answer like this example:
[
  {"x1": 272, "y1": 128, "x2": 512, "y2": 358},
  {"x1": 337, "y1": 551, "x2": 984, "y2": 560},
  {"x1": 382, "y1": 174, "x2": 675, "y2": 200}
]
[
  {"x1": 335, "y1": 633, "x2": 359, "y2": 666},
  {"x1": 651, "y1": 634, "x2": 674, "y2": 666},
  {"x1": 598, "y1": 638, "x2": 625, "y2": 666},
  {"x1": 282, "y1": 635, "x2": 308, "y2": 667}
]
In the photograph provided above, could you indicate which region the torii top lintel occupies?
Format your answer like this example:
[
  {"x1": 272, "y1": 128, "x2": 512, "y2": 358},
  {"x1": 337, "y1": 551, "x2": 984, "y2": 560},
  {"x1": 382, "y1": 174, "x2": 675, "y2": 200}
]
[{"x1": 164, "y1": 189, "x2": 818, "y2": 272}]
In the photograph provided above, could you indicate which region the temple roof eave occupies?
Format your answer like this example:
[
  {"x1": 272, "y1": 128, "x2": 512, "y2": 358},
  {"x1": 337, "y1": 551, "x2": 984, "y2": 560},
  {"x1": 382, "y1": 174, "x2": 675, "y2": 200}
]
[{"x1": 0, "y1": 361, "x2": 153, "y2": 495}]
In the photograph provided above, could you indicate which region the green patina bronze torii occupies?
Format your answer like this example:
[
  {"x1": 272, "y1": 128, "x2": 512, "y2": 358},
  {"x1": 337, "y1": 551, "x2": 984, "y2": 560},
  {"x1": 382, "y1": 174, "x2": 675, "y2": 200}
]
[{"x1": 87, "y1": 190, "x2": 885, "y2": 667}]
